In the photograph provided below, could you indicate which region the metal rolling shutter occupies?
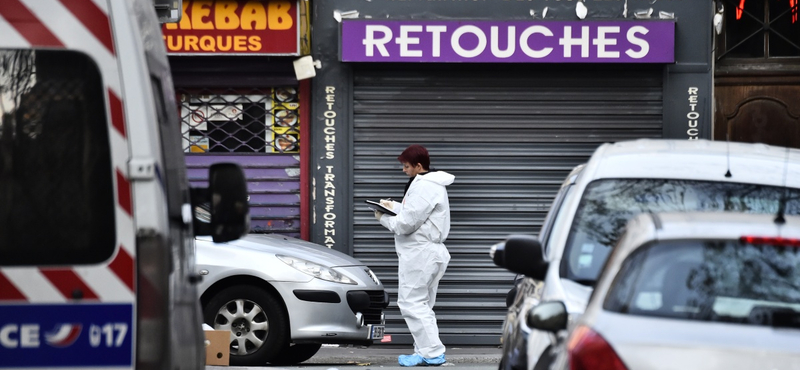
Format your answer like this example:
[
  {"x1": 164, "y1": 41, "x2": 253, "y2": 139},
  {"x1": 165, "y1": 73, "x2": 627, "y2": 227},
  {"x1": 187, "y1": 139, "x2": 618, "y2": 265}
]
[
  {"x1": 186, "y1": 154, "x2": 301, "y2": 237},
  {"x1": 351, "y1": 64, "x2": 663, "y2": 345}
]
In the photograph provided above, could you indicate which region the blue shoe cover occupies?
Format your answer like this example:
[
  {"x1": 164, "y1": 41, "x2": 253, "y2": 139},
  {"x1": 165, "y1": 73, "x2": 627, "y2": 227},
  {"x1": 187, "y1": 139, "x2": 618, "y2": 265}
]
[
  {"x1": 399, "y1": 354, "x2": 446, "y2": 367},
  {"x1": 424, "y1": 354, "x2": 446, "y2": 365}
]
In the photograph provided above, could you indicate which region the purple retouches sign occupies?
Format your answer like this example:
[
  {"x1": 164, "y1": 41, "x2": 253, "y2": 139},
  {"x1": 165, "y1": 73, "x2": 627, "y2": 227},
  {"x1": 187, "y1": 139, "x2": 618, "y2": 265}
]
[{"x1": 341, "y1": 20, "x2": 674, "y2": 63}]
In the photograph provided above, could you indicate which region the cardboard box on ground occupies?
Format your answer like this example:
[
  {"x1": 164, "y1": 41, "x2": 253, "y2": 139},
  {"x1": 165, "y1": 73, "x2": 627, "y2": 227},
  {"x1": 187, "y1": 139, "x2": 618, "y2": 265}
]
[{"x1": 205, "y1": 330, "x2": 230, "y2": 366}]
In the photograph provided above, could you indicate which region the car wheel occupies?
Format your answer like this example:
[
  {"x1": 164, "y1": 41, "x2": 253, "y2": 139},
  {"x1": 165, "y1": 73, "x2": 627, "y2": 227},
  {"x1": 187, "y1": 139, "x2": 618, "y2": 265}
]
[
  {"x1": 203, "y1": 285, "x2": 289, "y2": 366},
  {"x1": 270, "y1": 343, "x2": 322, "y2": 365}
]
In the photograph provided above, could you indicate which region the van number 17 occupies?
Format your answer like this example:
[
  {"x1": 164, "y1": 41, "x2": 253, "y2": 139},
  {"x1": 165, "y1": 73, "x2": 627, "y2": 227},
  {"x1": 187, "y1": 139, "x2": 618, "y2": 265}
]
[{"x1": 89, "y1": 323, "x2": 128, "y2": 347}]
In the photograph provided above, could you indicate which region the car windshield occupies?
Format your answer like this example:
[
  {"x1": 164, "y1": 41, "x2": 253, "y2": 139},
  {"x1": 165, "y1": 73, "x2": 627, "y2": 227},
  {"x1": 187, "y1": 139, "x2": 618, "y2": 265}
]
[
  {"x1": 603, "y1": 239, "x2": 800, "y2": 327},
  {"x1": 562, "y1": 179, "x2": 800, "y2": 283}
]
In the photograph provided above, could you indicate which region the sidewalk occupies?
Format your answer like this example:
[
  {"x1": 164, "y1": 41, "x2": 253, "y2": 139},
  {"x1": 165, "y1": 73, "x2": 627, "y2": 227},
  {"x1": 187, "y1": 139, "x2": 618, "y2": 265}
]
[
  {"x1": 304, "y1": 344, "x2": 503, "y2": 365},
  {"x1": 205, "y1": 344, "x2": 503, "y2": 369}
]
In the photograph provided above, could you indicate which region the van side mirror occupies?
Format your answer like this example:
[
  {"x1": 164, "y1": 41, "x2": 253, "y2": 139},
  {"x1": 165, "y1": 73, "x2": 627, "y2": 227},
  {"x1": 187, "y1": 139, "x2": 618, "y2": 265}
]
[
  {"x1": 493, "y1": 235, "x2": 549, "y2": 280},
  {"x1": 191, "y1": 163, "x2": 250, "y2": 242}
]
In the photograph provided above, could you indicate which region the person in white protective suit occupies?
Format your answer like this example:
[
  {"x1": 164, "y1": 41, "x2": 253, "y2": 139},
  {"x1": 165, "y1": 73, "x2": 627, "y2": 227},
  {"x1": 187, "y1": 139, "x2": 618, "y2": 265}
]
[{"x1": 374, "y1": 144, "x2": 454, "y2": 367}]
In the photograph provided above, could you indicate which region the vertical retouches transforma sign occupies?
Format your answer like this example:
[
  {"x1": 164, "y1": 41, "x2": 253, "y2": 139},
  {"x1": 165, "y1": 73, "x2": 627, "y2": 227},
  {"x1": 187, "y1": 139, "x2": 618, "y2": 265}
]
[{"x1": 341, "y1": 20, "x2": 674, "y2": 63}]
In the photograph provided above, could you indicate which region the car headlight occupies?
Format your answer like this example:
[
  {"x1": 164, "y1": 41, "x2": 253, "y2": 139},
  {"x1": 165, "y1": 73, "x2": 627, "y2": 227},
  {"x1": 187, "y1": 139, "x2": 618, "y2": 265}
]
[
  {"x1": 365, "y1": 268, "x2": 382, "y2": 285},
  {"x1": 276, "y1": 255, "x2": 357, "y2": 284}
]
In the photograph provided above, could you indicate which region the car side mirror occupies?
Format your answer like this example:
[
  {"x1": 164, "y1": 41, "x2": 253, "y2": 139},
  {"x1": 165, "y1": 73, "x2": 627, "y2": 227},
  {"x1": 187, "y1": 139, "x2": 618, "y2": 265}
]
[
  {"x1": 527, "y1": 301, "x2": 568, "y2": 333},
  {"x1": 492, "y1": 235, "x2": 548, "y2": 280},
  {"x1": 191, "y1": 163, "x2": 250, "y2": 242},
  {"x1": 489, "y1": 241, "x2": 505, "y2": 266}
]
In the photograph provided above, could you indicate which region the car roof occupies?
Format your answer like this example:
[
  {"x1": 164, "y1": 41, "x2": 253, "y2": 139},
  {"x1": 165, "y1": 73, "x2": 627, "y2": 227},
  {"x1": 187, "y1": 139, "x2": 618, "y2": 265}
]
[
  {"x1": 617, "y1": 212, "x2": 800, "y2": 258},
  {"x1": 580, "y1": 139, "x2": 800, "y2": 187}
]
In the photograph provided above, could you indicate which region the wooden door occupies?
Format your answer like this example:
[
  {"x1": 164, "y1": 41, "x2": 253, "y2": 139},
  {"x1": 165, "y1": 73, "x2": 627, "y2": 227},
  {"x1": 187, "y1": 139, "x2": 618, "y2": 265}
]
[{"x1": 714, "y1": 77, "x2": 800, "y2": 149}]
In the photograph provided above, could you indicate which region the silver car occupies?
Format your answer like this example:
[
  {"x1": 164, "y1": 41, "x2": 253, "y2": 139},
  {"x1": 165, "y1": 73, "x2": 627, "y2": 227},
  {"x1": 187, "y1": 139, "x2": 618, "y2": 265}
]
[
  {"x1": 194, "y1": 234, "x2": 389, "y2": 366},
  {"x1": 528, "y1": 212, "x2": 800, "y2": 370},
  {"x1": 492, "y1": 139, "x2": 800, "y2": 370}
]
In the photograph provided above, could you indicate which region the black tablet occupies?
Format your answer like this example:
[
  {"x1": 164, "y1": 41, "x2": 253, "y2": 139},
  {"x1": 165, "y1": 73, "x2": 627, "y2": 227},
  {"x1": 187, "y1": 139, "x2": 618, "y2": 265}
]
[{"x1": 365, "y1": 200, "x2": 397, "y2": 216}]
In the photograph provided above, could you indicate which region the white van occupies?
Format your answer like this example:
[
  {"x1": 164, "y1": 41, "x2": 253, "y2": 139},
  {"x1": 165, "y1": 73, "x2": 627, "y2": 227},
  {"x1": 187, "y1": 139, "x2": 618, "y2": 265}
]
[
  {"x1": 492, "y1": 139, "x2": 800, "y2": 370},
  {"x1": 0, "y1": 0, "x2": 248, "y2": 369}
]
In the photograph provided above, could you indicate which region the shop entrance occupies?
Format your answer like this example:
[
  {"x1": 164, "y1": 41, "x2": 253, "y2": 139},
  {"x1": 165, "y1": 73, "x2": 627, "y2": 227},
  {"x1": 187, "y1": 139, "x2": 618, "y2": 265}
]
[{"x1": 350, "y1": 64, "x2": 664, "y2": 344}]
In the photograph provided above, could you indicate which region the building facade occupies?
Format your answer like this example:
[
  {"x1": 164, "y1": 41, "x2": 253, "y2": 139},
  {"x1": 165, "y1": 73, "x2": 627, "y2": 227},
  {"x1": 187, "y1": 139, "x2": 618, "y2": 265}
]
[
  {"x1": 309, "y1": 0, "x2": 713, "y2": 344},
  {"x1": 713, "y1": 0, "x2": 800, "y2": 149},
  {"x1": 158, "y1": 0, "x2": 798, "y2": 347},
  {"x1": 162, "y1": 0, "x2": 312, "y2": 239}
]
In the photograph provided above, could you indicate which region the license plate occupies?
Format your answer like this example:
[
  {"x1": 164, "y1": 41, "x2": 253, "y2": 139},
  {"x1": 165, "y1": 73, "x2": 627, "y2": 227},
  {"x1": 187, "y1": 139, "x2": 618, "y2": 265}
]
[{"x1": 369, "y1": 325, "x2": 385, "y2": 340}]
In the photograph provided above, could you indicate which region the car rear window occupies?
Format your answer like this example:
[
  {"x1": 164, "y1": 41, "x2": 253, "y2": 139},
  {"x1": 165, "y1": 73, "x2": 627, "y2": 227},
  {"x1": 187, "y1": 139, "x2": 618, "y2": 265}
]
[
  {"x1": 562, "y1": 179, "x2": 800, "y2": 283},
  {"x1": 603, "y1": 239, "x2": 800, "y2": 327},
  {"x1": 0, "y1": 49, "x2": 115, "y2": 266}
]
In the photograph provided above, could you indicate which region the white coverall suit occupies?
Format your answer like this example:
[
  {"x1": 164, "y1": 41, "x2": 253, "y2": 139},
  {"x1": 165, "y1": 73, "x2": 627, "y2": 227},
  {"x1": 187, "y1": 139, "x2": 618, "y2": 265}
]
[{"x1": 379, "y1": 170, "x2": 454, "y2": 358}]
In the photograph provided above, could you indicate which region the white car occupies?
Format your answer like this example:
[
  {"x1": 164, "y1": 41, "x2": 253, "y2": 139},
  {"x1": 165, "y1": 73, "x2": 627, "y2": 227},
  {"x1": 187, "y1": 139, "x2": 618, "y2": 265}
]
[
  {"x1": 528, "y1": 211, "x2": 800, "y2": 370},
  {"x1": 194, "y1": 234, "x2": 389, "y2": 366},
  {"x1": 492, "y1": 138, "x2": 800, "y2": 370}
]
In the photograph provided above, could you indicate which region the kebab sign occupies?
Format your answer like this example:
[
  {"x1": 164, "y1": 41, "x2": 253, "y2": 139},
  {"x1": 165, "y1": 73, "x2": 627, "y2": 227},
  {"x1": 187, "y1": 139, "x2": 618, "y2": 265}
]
[{"x1": 162, "y1": 0, "x2": 300, "y2": 55}]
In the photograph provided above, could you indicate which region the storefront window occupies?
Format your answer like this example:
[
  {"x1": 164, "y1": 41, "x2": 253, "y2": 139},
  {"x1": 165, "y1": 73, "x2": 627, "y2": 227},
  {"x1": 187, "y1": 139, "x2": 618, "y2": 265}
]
[
  {"x1": 178, "y1": 87, "x2": 300, "y2": 154},
  {"x1": 718, "y1": 0, "x2": 800, "y2": 59}
]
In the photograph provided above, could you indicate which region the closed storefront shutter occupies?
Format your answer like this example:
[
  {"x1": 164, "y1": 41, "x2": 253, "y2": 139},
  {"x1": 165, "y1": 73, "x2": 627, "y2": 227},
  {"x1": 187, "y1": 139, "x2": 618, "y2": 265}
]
[{"x1": 351, "y1": 64, "x2": 663, "y2": 344}]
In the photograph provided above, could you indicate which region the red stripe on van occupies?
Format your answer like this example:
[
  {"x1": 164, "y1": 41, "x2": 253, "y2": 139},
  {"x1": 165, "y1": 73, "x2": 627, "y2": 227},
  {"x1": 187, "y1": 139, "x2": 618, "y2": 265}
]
[
  {"x1": 40, "y1": 269, "x2": 99, "y2": 300},
  {"x1": 0, "y1": 272, "x2": 27, "y2": 301},
  {"x1": 58, "y1": 0, "x2": 115, "y2": 55},
  {"x1": 109, "y1": 246, "x2": 135, "y2": 292},
  {"x1": 108, "y1": 89, "x2": 126, "y2": 138},
  {"x1": 0, "y1": 0, "x2": 63, "y2": 47},
  {"x1": 116, "y1": 169, "x2": 133, "y2": 216}
]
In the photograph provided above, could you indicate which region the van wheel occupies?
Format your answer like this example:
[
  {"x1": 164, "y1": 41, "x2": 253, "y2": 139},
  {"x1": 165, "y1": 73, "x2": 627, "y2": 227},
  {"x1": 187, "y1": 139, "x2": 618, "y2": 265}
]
[
  {"x1": 270, "y1": 343, "x2": 322, "y2": 365},
  {"x1": 203, "y1": 285, "x2": 289, "y2": 366}
]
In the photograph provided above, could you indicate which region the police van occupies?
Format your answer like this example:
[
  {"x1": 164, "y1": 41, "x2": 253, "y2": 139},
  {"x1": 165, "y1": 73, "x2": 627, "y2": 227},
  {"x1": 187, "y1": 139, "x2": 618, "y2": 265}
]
[{"x1": 0, "y1": 0, "x2": 249, "y2": 369}]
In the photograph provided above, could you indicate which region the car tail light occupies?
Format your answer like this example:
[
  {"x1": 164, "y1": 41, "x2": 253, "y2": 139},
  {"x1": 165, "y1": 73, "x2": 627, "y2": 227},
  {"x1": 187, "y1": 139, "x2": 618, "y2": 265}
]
[
  {"x1": 567, "y1": 325, "x2": 627, "y2": 370},
  {"x1": 740, "y1": 236, "x2": 800, "y2": 247}
]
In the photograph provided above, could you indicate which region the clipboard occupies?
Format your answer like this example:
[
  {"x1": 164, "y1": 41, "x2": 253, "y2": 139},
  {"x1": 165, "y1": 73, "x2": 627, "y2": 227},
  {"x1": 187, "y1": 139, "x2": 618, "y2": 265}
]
[{"x1": 365, "y1": 200, "x2": 397, "y2": 216}]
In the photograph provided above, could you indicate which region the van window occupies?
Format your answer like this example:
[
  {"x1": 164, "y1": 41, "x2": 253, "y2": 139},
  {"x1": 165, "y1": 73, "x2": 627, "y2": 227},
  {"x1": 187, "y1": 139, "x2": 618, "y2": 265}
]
[
  {"x1": 562, "y1": 179, "x2": 800, "y2": 283},
  {"x1": 0, "y1": 49, "x2": 115, "y2": 266}
]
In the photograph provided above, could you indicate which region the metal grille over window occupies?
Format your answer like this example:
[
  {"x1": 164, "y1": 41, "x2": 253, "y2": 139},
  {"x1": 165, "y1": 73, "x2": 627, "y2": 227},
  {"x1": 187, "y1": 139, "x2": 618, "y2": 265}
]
[{"x1": 178, "y1": 87, "x2": 300, "y2": 153}]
